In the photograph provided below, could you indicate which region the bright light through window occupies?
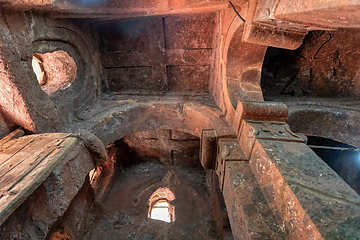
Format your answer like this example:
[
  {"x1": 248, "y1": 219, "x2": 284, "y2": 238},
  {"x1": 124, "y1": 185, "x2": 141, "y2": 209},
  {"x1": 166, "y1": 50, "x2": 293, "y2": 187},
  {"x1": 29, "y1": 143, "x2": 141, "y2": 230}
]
[
  {"x1": 148, "y1": 187, "x2": 175, "y2": 223},
  {"x1": 32, "y1": 55, "x2": 45, "y2": 85},
  {"x1": 149, "y1": 200, "x2": 171, "y2": 223}
]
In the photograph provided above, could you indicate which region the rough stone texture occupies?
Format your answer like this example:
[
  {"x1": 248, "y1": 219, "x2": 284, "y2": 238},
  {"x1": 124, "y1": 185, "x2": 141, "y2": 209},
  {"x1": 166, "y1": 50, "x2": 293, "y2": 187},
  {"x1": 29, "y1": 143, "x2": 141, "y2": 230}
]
[
  {"x1": 0, "y1": 112, "x2": 10, "y2": 139},
  {"x1": 250, "y1": 139, "x2": 360, "y2": 240},
  {"x1": 0, "y1": 0, "x2": 360, "y2": 239},
  {"x1": 0, "y1": 0, "x2": 229, "y2": 23},
  {"x1": 85, "y1": 164, "x2": 220, "y2": 240},
  {"x1": 261, "y1": 29, "x2": 360, "y2": 99},
  {"x1": 37, "y1": 50, "x2": 77, "y2": 95},
  {"x1": 170, "y1": 129, "x2": 198, "y2": 140},
  {"x1": 0, "y1": 10, "x2": 67, "y2": 133},
  {"x1": 243, "y1": 22, "x2": 307, "y2": 50},
  {"x1": 99, "y1": 13, "x2": 215, "y2": 93},
  {"x1": 71, "y1": 94, "x2": 226, "y2": 146},
  {"x1": 106, "y1": 67, "x2": 157, "y2": 92},
  {"x1": 167, "y1": 65, "x2": 210, "y2": 91},
  {"x1": 46, "y1": 129, "x2": 230, "y2": 240},
  {"x1": 165, "y1": 13, "x2": 216, "y2": 49},
  {"x1": 72, "y1": 129, "x2": 107, "y2": 166},
  {"x1": 115, "y1": 129, "x2": 201, "y2": 168},
  {"x1": 274, "y1": 0, "x2": 360, "y2": 29},
  {"x1": 225, "y1": 24, "x2": 267, "y2": 107},
  {"x1": 283, "y1": 98, "x2": 360, "y2": 148},
  {"x1": 223, "y1": 161, "x2": 286, "y2": 240},
  {"x1": 30, "y1": 15, "x2": 99, "y2": 124}
]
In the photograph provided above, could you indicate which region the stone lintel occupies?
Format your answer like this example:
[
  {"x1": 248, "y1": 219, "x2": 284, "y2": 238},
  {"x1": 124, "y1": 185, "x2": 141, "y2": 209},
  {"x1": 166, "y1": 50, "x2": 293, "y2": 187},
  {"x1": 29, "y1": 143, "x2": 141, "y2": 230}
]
[
  {"x1": 242, "y1": 22, "x2": 307, "y2": 50},
  {"x1": 275, "y1": 5, "x2": 360, "y2": 29},
  {"x1": 236, "y1": 101, "x2": 289, "y2": 122}
]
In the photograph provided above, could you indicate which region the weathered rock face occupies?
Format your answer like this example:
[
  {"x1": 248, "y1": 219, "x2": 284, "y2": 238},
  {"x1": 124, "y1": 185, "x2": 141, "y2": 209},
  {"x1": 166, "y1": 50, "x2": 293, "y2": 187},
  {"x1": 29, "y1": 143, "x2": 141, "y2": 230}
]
[
  {"x1": 261, "y1": 29, "x2": 360, "y2": 99},
  {"x1": 84, "y1": 163, "x2": 221, "y2": 240},
  {"x1": 0, "y1": 10, "x2": 67, "y2": 134},
  {"x1": 35, "y1": 50, "x2": 77, "y2": 95},
  {"x1": 1, "y1": 0, "x2": 360, "y2": 239},
  {"x1": 47, "y1": 129, "x2": 231, "y2": 240},
  {"x1": 118, "y1": 129, "x2": 201, "y2": 168},
  {"x1": 99, "y1": 13, "x2": 216, "y2": 94},
  {"x1": 0, "y1": 10, "x2": 99, "y2": 134}
]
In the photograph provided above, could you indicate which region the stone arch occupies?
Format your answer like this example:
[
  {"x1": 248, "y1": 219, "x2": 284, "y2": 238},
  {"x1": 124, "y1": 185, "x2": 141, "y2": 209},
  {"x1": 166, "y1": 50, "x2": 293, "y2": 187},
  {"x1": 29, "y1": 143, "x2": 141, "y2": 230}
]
[
  {"x1": 88, "y1": 102, "x2": 229, "y2": 146},
  {"x1": 147, "y1": 187, "x2": 176, "y2": 222},
  {"x1": 221, "y1": 15, "x2": 268, "y2": 114},
  {"x1": 287, "y1": 106, "x2": 360, "y2": 148},
  {"x1": 31, "y1": 16, "x2": 99, "y2": 117}
]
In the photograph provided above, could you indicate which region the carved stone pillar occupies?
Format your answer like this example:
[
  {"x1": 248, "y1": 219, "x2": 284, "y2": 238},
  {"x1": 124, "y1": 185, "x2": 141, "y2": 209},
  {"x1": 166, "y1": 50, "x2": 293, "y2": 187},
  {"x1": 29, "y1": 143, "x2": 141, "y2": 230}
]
[{"x1": 200, "y1": 101, "x2": 360, "y2": 239}]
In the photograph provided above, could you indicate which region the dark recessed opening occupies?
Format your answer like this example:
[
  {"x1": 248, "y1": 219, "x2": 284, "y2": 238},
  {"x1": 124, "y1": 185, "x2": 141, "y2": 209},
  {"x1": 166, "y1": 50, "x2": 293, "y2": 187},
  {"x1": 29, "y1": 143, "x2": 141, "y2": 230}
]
[
  {"x1": 261, "y1": 29, "x2": 360, "y2": 100},
  {"x1": 307, "y1": 136, "x2": 360, "y2": 194}
]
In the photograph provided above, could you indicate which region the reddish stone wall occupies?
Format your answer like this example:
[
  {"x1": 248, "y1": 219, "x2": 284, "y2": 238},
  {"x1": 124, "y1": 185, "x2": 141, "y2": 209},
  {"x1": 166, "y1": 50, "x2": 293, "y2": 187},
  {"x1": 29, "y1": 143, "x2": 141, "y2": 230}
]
[
  {"x1": 99, "y1": 13, "x2": 216, "y2": 93},
  {"x1": 118, "y1": 129, "x2": 201, "y2": 168},
  {"x1": 46, "y1": 129, "x2": 231, "y2": 239},
  {"x1": 261, "y1": 29, "x2": 360, "y2": 99}
]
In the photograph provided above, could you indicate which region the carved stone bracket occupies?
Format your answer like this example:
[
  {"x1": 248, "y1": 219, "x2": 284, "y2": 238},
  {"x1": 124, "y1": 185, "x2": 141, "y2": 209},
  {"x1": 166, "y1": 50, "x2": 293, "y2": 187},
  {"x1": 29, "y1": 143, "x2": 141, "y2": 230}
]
[
  {"x1": 215, "y1": 138, "x2": 247, "y2": 191},
  {"x1": 247, "y1": 120, "x2": 306, "y2": 143},
  {"x1": 200, "y1": 128, "x2": 236, "y2": 170}
]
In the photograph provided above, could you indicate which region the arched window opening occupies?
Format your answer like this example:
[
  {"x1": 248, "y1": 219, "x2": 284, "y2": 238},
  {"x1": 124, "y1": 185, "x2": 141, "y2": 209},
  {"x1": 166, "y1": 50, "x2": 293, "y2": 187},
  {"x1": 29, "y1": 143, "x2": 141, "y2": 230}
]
[
  {"x1": 148, "y1": 187, "x2": 175, "y2": 223},
  {"x1": 31, "y1": 50, "x2": 77, "y2": 95},
  {"x1": 32, "y1": 54, "x2": 46, "y2": 85}
]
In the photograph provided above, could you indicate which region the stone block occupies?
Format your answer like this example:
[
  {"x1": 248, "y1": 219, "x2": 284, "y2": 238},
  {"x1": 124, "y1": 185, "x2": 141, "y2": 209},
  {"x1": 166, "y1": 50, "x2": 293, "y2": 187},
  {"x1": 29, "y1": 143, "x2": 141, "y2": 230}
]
[
  {"x1": 289, "y1": 184, "x2": 360, "y2": 239},
  {"x1": 99, "y1": 17, "x2": 164, "y2": 52},
  {"x1": 249, "y1": 140, "x2": 323, "y2": 239},
  {"x1": 249, "y1": 139, "x2": 360, "y2": 239},
  {"x1": 166, "y1": 49, "x2": 212, "y2": 65},
  {"x1": 222, "y1": 161, "x2": 286, "y2": 239},
  {"x1": 226, "y1": 27, "x2": 267, "y2": 79},
  {"x1": 258, "y1": 140, "x2": 360, "y2": 203},
  {"x1": 101, "y1": 51, "x2": 153, "y2": 68},
  {"x1": 106, "y1": 67, "x2": 167, "y2": 92},
  {"x1": 167, "y1": 65, "x2": 210, "y2": 91},
  {"x1": 170, "y1": 130, "x2": 198, "y2": 140},
  {"x1": 243, "y1": 22, "x2": 306, "y2": 50},
  {"x1": 165, "y1": 13, "x2": 216, "y2": 49},
  {"x1": 236, "y1": 101, "x2": 289, "y2": 122},
  {"x1": 200, "y1": 129, "x2": 217, "y2": 169},
  {"x1": 215, "y1": 138, "x2": 247, "y2": 191},
  {"x1": 171, "y1": 148, "x2": 201, "y2": 168}
]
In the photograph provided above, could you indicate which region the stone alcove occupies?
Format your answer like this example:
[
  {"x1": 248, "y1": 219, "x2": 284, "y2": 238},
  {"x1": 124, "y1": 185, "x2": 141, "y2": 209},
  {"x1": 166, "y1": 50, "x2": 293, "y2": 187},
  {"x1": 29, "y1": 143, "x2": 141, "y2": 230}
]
[{"x1": 47, "y1": 129, "x2": 232, "y2": 239}]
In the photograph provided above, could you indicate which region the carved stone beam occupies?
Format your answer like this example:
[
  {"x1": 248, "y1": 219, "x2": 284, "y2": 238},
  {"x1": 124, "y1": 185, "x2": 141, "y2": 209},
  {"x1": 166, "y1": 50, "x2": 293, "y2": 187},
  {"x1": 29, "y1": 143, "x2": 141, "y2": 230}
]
[
  {"x1": 200, "y1": 133, "x2": 287, "y2": 239},
  {"x1": 243, "y1": 22, "x2": 307, "y2": 50},
  {"x1": 234, "y1": 103, "x2": 360, "y2": 239}
]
